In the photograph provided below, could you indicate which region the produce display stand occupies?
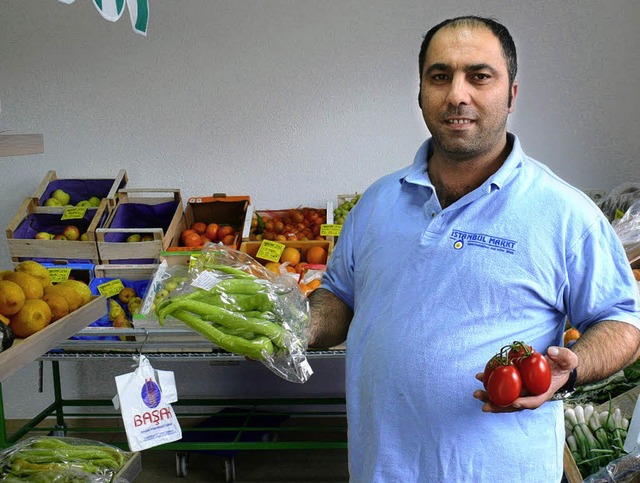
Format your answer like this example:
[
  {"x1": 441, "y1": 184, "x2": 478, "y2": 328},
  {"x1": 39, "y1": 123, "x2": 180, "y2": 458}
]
[{"x1": 0, "y1": 327, "x2": 347, "y2": 482}]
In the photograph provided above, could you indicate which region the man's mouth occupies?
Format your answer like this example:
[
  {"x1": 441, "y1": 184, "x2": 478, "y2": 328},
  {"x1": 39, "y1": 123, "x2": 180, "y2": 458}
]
[{"x1": 447, "y1": 119, "x2": 473, "y2": 124}]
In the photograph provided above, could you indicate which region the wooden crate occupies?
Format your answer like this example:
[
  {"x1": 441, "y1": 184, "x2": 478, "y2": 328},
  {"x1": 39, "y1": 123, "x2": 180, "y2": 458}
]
[
  {"x1": 167, "y1": 194, "x2": 251, "y2": 251},
  {"x1": 94, "y1": 264, "x2": 158, "y2": 281},
  {"x1": 32, "y1": 169, "x2": 128, "y2": 208},
  {"x1": 96, "y1": 189, "x2": 184, "y2": 264},
  {"x1": 5, "y1": 197, "x2": 111, "y2": 263},
  {"x1": 0, "y1": 296, "x2": 106, "y2": 383},
  {"x1": 239, "y1": 239, "x2": 333, "y2": 266}
]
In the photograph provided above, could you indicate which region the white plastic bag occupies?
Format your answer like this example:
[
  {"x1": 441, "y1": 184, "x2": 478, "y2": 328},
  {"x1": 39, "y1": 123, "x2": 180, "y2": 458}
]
[{"x1": 113, "y1": 355, "x2": 182, "y2": 451}]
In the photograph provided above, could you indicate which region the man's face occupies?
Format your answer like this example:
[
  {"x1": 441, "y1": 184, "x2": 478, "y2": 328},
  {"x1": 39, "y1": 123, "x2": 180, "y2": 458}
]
[{"x1": 419, "y1": 26, "x2": 518, "y2": 161}]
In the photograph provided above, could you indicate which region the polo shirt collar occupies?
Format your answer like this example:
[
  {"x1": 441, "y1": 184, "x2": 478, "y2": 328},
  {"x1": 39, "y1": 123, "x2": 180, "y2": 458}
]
[{"x1": 401, "y1": 133, "x2": 525, "y2": 191}]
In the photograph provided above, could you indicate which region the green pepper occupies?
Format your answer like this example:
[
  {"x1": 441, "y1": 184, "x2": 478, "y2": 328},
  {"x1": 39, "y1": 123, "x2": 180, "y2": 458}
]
[
  {"x1": 171, "y1": 309, "x2": 274, "y2": 359},
  {"x1": 193, "y1": 291, "x2": 274, "y2": 313}
]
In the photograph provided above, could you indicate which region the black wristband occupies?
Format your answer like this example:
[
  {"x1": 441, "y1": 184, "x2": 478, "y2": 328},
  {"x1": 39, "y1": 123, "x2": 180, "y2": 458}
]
[{"x1": 552, "y1": 367, "x2": 577, "y2": 400}]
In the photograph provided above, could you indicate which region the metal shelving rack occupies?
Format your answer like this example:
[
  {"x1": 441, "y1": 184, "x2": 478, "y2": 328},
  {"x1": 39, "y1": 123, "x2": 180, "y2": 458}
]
[{"x1": 0, "y1": 327, "x2": 347, "y2": 481}]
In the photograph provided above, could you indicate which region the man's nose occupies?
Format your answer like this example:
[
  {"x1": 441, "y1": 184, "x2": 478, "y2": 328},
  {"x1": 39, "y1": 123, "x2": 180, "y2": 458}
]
[{"x1": 446, "y1": 75, "x2": 471, "y2": 107}]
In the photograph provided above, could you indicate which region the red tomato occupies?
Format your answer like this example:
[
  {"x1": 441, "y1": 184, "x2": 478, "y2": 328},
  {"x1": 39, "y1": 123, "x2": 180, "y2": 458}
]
[
  {"x1": 486, "y1": 365, "x2": 522, "y2": 407},
  {"x1": 483, "y1": 355, "x2": 505, "y2": 390},
  {"x1": 515, "y1": 352, "x2": 552, "y2": 395},
  {"x1": 507, "y1": 341, "x2": 532, "y2": 362}
]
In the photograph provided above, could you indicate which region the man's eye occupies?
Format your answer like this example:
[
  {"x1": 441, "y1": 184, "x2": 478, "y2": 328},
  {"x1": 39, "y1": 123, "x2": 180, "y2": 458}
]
[
  {"x1": 431, "y1": 74, "x2": 448, "y2": 82},
  {"x1": 474, "y1": 74, "x2": 491, "y2": 81}
]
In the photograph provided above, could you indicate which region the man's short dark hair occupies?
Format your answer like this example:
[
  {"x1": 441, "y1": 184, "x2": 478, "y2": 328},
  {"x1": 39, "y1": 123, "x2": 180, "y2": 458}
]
[{"x1": 418, "y1": 16, "x2": 518, "y2": 89}]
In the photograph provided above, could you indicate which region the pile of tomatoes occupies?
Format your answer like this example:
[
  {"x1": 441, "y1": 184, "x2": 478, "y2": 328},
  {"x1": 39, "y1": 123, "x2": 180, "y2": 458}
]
[{"x1": 482, "y1": 341, "x2": 552, "y2": 407}]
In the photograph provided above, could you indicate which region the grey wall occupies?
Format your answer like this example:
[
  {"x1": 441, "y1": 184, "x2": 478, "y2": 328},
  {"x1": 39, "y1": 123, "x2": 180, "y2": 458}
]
[{"x1": 1, "y1": 1, "x2": 639, "y2": 418}]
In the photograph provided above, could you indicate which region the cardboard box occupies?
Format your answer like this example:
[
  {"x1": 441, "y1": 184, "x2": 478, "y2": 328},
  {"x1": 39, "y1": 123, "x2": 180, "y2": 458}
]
[
  {"x1": 32, "y1": 169, "x2": 128, "y2": 208},
  {"x1": 167, "y1": 194, "x2": 251, "y2": 251},
  {"x1": 246, "y1": 203, "x2": 334, "y2": 242},
  {"x1": 0, "y1": 296, "x2": 106, "y2": 383},
  {"x1": 5, "y1": 198, "x2": 111, "y2": 263},
  {"x1": 96, "y1": 189, "x2": 184, "y2": 264}
]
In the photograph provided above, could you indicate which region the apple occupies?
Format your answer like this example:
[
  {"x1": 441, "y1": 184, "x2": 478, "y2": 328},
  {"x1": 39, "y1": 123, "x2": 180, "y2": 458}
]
[
  {"x1": 126, "y1": 234, "x2": 142, "y2": 243},
  {"x1": 51, "y1": 189, "x2": 71, "y2": 205},
  {"x1": 44, "y1": 198, "x2": 63, "y2": 207},
  {"x1": 62, "y1": 225, "x2": 81, "y2": 241},
  {"x1": 52, "y1": 234, "x2": 67, "y2": 240},
  {"x1": 164, "y1": 280, "x2": 179, "y2": 292},
  {"x1": 88, "y1": 196, "x2": 101, "y2": 207},
  {"x1": 80, "y1": 233, "x2": 89, "y2": 241},
  {"x1": 35, "y1": 232, "x2": 53, "y2": 240},
  {"x1": 140, "y1": 234, "x2": 154, "y2": 242},
  {"x1": 76, "y1": 200, "x2": 92, "y2": 208}
]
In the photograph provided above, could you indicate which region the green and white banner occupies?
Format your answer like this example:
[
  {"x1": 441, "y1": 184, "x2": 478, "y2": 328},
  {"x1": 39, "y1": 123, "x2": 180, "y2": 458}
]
[{"x1": 58, "y1": 0, "x2": 149, "y2": 36}]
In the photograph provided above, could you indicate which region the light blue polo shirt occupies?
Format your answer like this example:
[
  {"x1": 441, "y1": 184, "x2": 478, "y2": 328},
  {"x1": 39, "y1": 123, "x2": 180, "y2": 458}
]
[{"x1": 322, "y1": 134, "x2": 640, "y2": 483}]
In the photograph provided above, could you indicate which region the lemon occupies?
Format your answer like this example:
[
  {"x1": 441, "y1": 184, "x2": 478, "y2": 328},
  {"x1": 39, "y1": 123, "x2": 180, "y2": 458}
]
[
  {"x1": 44, "y1": 285, "x2": 83, "y2": 312},
  {"x1": 0, "y1": 280, "x2": 26, "y2": 316},
  {"x1": 10, "y1": 299, "x2": 52, "y2": 337},
  {"x1": 14, "y1": 260, "x2": 52, "y2": 288},
  {"x1": 58, "y1": 280, "x2": 92, "y2": 306},
  {"x1": 3, "y1": 272, "x2": 44, "y2": 300},
  {"x1": 42, "y1": 293, "x2": 70, "y2": 322}
]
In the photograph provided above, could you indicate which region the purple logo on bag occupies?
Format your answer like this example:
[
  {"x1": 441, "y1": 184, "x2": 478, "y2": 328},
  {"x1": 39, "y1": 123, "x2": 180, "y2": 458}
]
[{"x1": 141, "y1": 378, "x2": 162, "y2": 408}]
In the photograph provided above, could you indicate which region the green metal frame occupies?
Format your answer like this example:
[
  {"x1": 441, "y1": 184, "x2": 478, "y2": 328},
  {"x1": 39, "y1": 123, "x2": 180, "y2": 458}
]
[{"x1": 0, "y1": 359, "x2": 348, "y2": 453}]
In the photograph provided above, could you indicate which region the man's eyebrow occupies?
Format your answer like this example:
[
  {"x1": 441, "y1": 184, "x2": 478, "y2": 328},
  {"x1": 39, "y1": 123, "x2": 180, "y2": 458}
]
[{"x1": 424, "y1": 62, "x2": 499, "y2": 75}]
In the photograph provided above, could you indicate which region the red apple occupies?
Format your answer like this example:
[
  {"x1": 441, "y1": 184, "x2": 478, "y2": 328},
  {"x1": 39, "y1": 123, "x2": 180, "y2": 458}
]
[
  {"x1": 52, "y1": 234, "x2": 67, "y2": 240},
  {"x1": 62, "y1": 225, "x2": 81, "y2": 241}
]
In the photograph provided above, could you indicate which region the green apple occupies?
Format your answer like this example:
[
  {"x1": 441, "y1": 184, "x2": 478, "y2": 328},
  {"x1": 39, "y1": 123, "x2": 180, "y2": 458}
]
[
  {"x1": 80, "y1": 232, "x2": 90, "y2": 241},
  {"x1": 51, "y1": 189, "x2": 71, "y2": 205},
  {"x1": 44, "y1": 197, "x2": 63, "y2": 207},
  {"x1": 164, "y1": 281, "x2": 179, "y2": 292},
  {"x1": 62, "y1": 225, "x2": 81, "y2": 241},
  {"x1": 76, "y1": 200, "x2": 92, "y2": 208},
  {"x1": 126, "y1": 234, "x2": 142, "y2": 243},
  {"x1": 35, "y1": 232, "x2": 53, "y2": 240},
  {"x1": 52, "y1": 234, "x2": 67, "y2": 240},
  {"x1": 88, "y1": 196, "x2": 101, "y2": 207},
  {"x1": 140, "y1": 234, "x2": 154, "y2": 242}
]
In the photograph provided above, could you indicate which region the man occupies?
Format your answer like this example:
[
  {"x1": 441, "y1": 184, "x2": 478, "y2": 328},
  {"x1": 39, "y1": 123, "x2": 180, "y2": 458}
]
[{"x1": 309, "y1": 16, "x2": 640, "y2": 482}]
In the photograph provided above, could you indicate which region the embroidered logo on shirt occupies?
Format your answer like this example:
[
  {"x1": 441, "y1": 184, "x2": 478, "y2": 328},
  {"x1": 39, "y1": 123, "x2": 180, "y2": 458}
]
[{"x1": 450, "y1": 230, "x2": 517, "y2": 254}]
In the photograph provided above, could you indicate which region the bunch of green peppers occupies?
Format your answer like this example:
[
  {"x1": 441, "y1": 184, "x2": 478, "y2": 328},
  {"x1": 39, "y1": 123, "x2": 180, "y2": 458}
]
[
  {"x1": 155, "y1": 264, "x2": 300, "y2": 360},
  {"x1": 0, "y1": 437, "x2": 127, "y2": 481}
]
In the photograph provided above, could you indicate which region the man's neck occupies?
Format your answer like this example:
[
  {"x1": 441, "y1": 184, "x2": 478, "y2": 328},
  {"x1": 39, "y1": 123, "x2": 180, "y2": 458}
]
[{"x1": 427, "y1": 140, "x2": 511, "y2": 208}]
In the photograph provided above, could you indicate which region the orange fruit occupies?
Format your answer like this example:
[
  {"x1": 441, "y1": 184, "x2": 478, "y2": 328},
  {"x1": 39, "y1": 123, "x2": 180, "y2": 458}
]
[
  {"x1": 191, "y1": 222, "x2": 207, "y2": 235},
  {"x1": 264, "y1": 262, "x2": 281, "y2": 274},
  {"x1": 205, "y1": 223, "x2": 220, "y2": 242},
  {"x1": 564, "y1": 328, "x2": 580, "y2": 347},
  {"x1": 183, "y1": 232, "x2": 202, "y2": 248},
  {"x1": 280, "y1": 247, "x2": 301, "y2": 266},
  {"x1": 307, "y1": 279, "x2": 322, "y2": 290},
  {"x1": 217, "y1": 225, "x2": 236, "y2": 240},
  {"x1": 180, "y1": 229, "x2": 197, "y2": 244},
  {"x1": 306, "y1": 246, "x2": 328, "y2": 265},
  {"x1": 221, "y1": 234, "x2": 236, "y2": 246}
]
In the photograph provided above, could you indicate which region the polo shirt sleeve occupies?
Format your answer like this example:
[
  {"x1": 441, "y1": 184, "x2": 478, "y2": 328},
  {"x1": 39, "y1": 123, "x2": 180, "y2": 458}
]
[
  {"x1": 565, "y1": 215, "x2": 640, "y2": 332},
  {"x1": 319, "y1": 206, "x2": 357, "y2": 310}
]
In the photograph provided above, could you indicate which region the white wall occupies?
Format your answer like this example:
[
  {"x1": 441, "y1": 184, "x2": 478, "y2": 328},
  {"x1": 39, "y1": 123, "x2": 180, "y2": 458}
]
[{"x1": 1, "y1": 1, "x2": 639, "y2": 418}]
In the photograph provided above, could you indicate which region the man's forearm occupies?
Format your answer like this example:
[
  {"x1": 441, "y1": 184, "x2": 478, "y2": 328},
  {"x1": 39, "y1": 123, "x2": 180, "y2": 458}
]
[
  {"x1": 308, "y1": 288, "x2": 353, "y2": 349},
  {"x1": 571, "y1": 320, "x2": 640, "y2": 385}
]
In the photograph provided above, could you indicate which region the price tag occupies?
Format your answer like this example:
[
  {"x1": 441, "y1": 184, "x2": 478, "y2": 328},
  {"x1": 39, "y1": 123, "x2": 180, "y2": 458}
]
[
  {"x1": 97, "y1": 279, "x2": 125, "y2": 298},
  {"x1": 47, "y1": 268, "x2": 72, "y2": 283},
  {"x1": 256, "y1": 240, "x2": 285, "y2": 263},
  {"x1": 61, "y1": 207, "x2": 88, "y2": 220},
  {"x1": 320, "y1": 224, "x2": 342, "y2": 237}
]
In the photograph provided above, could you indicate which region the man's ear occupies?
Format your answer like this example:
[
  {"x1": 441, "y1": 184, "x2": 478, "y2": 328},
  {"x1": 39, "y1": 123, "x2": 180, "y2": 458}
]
[{"x1": 508, "y1": 80, "x2": 519, "y2": 111}]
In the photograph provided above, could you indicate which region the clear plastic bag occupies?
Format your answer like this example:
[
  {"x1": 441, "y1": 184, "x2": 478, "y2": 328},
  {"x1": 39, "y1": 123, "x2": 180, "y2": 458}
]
[
  {"x1": 598, "y1": 183, "x2": 640, "y2": 222},
  {"x1": 0, "y1": 436, "x2": 133, "y2": 482},
  {"x1": 613, "y1": 198, "x2": 640, "y2": 248},
  {"x1": 584, "y1": 447, "x2": 640, "y2": 482},
  {"x1": 154, "y1": 244, "x2": 313, "y2": 383}
]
